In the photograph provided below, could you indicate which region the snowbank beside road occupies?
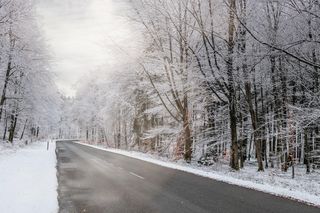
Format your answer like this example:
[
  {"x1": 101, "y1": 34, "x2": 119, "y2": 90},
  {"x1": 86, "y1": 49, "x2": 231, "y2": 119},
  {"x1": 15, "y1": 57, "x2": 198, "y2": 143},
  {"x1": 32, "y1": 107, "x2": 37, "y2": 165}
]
[
  {"x1": 77, "y1": 142, "x2": 320, "y2": 208},
  {"x1": 0, "y1": 141, "x2": 58, "y2": 213}
]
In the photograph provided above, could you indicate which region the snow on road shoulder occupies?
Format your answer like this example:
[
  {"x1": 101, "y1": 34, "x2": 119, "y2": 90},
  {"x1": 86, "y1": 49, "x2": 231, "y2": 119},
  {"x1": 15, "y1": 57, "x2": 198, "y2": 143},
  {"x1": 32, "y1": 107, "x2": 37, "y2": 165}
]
[
  {"x1": 0, "y1": 141, "x2": 58, "y2": 213},
  {"x1": 77, "y1": 142, "x2": 320, "y2": 208}
]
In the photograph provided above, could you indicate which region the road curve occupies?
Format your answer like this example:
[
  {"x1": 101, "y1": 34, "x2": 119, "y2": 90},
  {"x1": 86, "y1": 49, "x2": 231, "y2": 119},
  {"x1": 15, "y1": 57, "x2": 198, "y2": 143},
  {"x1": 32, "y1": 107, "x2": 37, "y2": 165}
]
[{"x1": 56, "y1": 141, "x2": 319, "y2": 213}]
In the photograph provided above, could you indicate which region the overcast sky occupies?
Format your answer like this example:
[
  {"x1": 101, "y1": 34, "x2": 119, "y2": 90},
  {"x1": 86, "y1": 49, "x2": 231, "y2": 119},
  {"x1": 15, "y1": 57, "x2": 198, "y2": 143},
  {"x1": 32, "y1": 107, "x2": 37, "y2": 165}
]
[{"x1": 36, "y1": 0, "x2": 138, "y2": 97}]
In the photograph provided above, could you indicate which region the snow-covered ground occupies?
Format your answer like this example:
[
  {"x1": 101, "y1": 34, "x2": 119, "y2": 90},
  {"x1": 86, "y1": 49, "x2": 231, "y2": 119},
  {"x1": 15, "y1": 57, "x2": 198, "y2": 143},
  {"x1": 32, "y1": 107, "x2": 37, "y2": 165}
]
[
  {"x1": 0, "y1": 140, "x2": 27, "y2": 155},
  {"x1": 78, "y1": 142, "x2": 320, "y2": 207},
  {"x1": 0, "y1": 141, "x2": 58, "y2": 213}
]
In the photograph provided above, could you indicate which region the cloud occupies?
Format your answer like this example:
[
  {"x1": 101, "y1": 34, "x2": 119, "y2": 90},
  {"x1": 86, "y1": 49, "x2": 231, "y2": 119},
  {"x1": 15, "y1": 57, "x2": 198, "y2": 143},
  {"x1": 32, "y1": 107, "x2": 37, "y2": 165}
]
[{"x1": 36, "y1": 0, "x2": 138, "y2": 97}]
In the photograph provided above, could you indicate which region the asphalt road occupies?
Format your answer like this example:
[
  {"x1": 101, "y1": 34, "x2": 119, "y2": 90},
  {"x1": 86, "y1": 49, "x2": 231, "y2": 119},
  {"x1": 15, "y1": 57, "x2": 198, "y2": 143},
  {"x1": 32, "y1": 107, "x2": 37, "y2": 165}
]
[{"x1": 56, "y1": 141, "x2": 319, "y2": 213}]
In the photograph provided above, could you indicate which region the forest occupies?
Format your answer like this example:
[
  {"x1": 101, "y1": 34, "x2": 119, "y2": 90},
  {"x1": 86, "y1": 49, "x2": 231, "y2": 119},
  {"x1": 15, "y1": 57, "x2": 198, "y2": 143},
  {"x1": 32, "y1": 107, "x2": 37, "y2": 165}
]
[
  {"x1": 0, "y1": 0, "x2": 61, "y2": 144},
  {"x1": 0, "y1": 1, "x2": 319, "y2": 212},
  {"x1": 0, "y1": 0, "x2": 316, "y2": 174},
  {"x1": 58, "y1": 0, "x2": 320, "y2": 173},
  {"x1": 59, "y1": 0, "x2": 320, "y2": 174}
]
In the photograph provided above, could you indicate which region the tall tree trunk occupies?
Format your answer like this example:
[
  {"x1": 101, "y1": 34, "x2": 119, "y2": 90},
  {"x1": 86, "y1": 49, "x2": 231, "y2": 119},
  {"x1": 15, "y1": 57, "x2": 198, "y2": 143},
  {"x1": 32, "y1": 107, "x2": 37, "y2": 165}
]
[
  {"x1": 117, "y1": 110, "x2": 121, "y2": 149},
  {"x1": 36, "y1": 127, "x2": 40, "y2": 138},
  {"x1": 0, "y1": 24, "x2": 15, "y2": 121},
  {"x1": 227, "y1": 0, "x2": 239, "y2": 170},
  {"x1": 20, "y1": 119, "x2": 28, "y2": 140},
  {"x1": 304, "y1": 129, "x2": 311, "y2": 174},
  {"x1": 3, "y1": 114, "x2": 8, "y2": 140},
  {"x1": 183, "y1": 96, "x2": 192, "y2": 162},
  {"x1": 240, "y1": 0, "x2": 264, "y2": 171},
  {"x1": 8, "y1": 111, "x2": 18, "y2": 143},
  {"x1": 86, "y1": 128, "x2": 89, "y2": 141},
  {"x1": 229, "y1": 102, "x2": 239, "y2": 170},
  {"x1": 0, "y1": 58, "x2": 12, "y2": 121},
  {"x1": 124, "y1": 120, "x2": 128, "y2": 150}
]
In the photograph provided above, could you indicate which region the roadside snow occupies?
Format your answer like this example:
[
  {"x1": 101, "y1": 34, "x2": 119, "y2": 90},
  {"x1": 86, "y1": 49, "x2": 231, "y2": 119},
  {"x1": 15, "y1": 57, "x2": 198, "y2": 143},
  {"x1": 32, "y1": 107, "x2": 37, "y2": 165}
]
[
  {"x1": 77, "y1": 142, "x2": 320, "y2": 208},
  {"x1": 0, "y1": 141, "x2": 58, "y2": 213},
  {"x1": 0, "y1": 140, "x2": 27, "y2": 155}
]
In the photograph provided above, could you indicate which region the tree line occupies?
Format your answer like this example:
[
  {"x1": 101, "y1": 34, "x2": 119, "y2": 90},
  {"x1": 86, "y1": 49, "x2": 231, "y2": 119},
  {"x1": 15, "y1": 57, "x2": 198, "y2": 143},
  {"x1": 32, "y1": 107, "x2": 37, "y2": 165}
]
[
  {"x1": 0, "y1": 0, "x2": 60, "y2": 143},
  {"x1": 62, "y1": 0, "x2": 320, "y2": 174}
]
